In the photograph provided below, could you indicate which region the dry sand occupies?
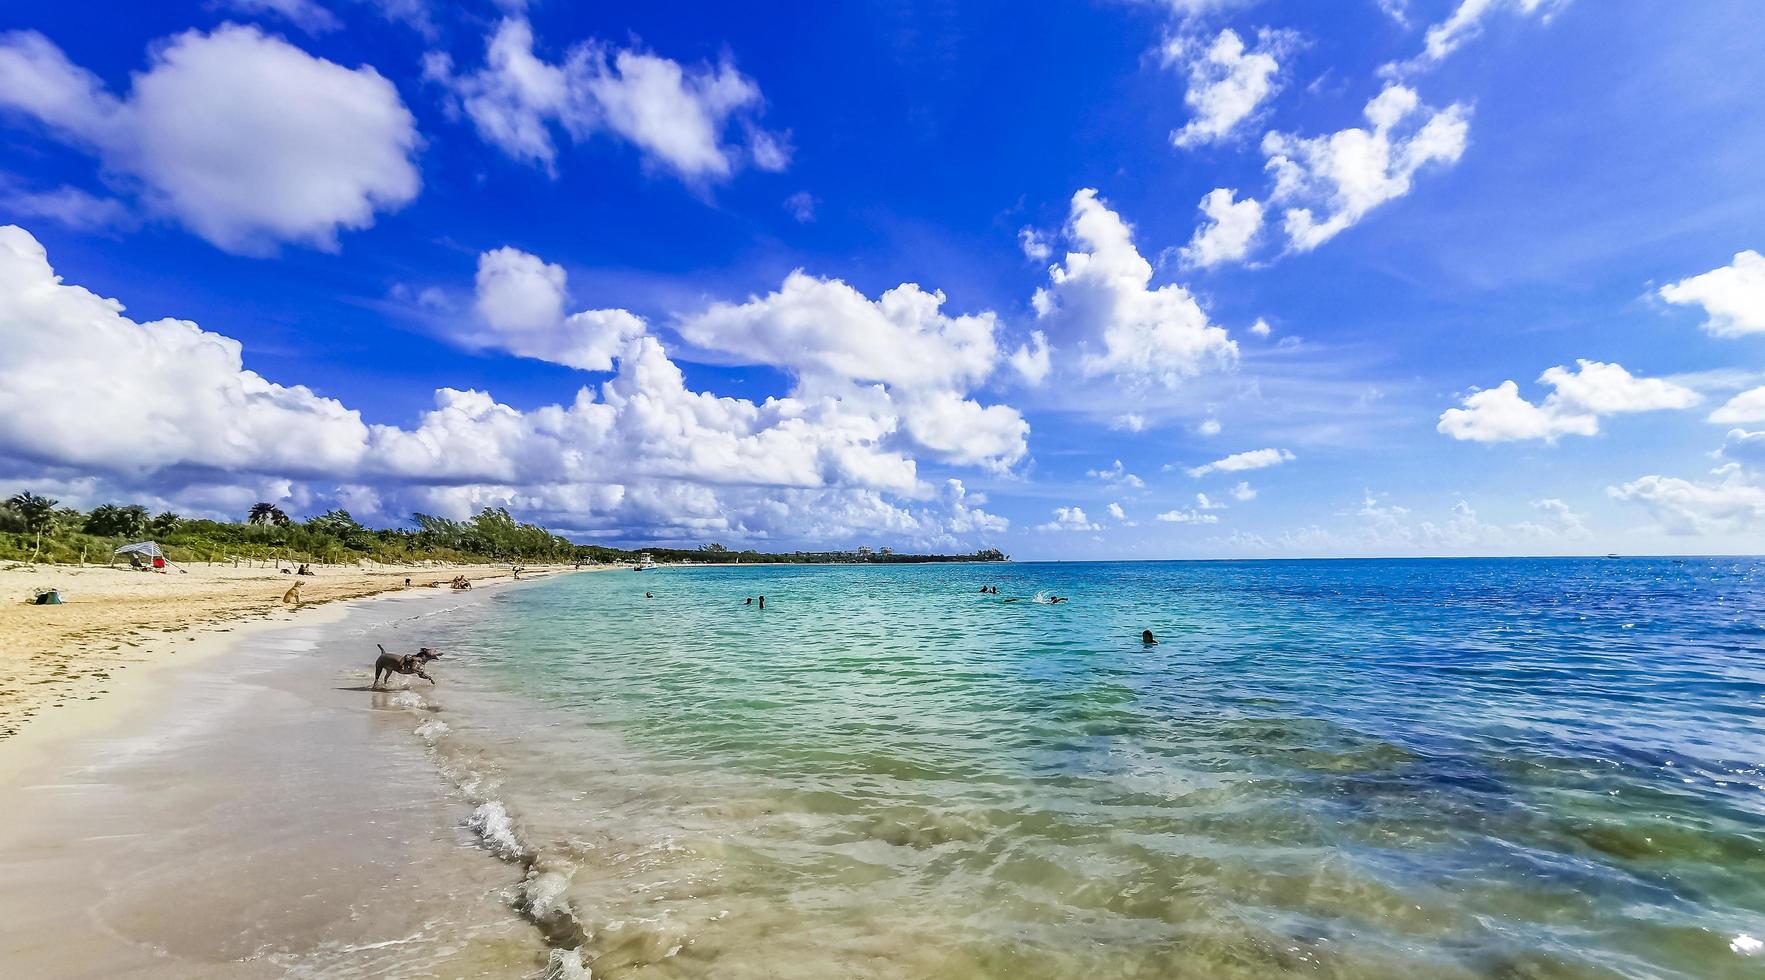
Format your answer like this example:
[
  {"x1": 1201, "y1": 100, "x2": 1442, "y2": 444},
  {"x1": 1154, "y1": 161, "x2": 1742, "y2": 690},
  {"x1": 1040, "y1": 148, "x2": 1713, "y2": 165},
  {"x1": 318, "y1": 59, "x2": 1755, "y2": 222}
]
[{"x1": 0, "y1": 560, "x2": 578, "y2": 740}]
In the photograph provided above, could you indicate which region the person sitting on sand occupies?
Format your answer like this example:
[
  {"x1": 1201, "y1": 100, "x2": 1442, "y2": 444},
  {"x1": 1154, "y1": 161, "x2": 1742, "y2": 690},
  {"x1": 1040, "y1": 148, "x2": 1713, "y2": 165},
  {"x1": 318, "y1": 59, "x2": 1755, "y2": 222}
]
[{"x1": 1142, "y1": 630, "x2": 1158, "y2": 645}]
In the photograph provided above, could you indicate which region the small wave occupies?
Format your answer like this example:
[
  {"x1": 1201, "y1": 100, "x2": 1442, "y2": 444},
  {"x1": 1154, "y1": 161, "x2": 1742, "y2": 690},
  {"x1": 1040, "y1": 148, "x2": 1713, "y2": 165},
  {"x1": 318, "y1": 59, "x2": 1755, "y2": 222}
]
[
  {"x1": 1736, "y1": 934, "x2": 1762, "y2": 955},
  {"x1": 517, "y1": 864, "x2": 588, "y2": 950},
  {"x1": 415, "y1": 719, "x2": 449, "y2": 740},
  {"x1": 390, "y1": 690, "x2": 426, "y2": 710},
  {"x1": 542, "y1": 948, "x2": 591, "y2": 980},
  {"x1": 469, "y1": 801, "x2": 526, "y2": 862}
]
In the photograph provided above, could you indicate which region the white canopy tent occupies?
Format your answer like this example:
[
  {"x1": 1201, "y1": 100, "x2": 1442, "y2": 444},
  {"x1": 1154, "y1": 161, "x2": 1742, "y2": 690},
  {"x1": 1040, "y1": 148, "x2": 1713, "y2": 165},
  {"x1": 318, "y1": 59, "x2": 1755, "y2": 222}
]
[{"x1": 115, "y1": 540, "x2": 185, "y2": 572}]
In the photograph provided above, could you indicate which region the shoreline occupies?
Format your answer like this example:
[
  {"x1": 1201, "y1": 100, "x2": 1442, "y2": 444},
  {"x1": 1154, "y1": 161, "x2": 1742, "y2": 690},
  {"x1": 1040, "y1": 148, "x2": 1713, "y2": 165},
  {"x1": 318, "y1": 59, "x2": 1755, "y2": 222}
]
[
  {"x1": 0, "y1": 571, "x2": 585, "y2": 976},
  {"x1": 0, "y1": 560, "x2": 596, "y2": 742}
]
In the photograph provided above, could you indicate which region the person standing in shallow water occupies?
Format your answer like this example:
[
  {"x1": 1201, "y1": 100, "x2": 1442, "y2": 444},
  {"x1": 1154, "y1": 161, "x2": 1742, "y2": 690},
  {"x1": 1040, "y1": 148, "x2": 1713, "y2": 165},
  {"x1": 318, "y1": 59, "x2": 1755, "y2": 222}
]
[{"x1": 758, "y1": 595, "x2": 765, "y2": 610}]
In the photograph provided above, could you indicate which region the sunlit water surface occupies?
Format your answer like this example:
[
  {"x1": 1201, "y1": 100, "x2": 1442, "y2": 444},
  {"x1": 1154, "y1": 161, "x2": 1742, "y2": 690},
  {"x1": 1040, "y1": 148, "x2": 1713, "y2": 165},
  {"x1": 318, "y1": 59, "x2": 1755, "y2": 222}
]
[{"x1": 380, "y1": 559, "x2": 1765, "y2": 979}]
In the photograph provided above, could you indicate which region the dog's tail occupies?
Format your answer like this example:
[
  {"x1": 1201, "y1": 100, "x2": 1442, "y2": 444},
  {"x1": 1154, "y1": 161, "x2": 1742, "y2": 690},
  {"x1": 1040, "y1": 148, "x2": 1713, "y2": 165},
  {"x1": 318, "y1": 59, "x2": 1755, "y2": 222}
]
[{"x1": 377, "y1": 643, "x2": 387, "y2": 655}]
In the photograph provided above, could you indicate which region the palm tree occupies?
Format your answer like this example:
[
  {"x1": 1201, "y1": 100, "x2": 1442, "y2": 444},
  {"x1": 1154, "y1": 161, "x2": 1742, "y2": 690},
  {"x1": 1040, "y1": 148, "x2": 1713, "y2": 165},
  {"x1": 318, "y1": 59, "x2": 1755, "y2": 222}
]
[
  {"x1": 247, "y1": 502, "x2": 291, "y2": 527},
  {"x1": 84, "y1": 504, "x2": 150, "y2": 539},
  {"x1": 150, "y1": 511, "x2": 182, "y2": 536},
  {"x1": 7, "y1": 491, "x2": 58, "y2": 562}
]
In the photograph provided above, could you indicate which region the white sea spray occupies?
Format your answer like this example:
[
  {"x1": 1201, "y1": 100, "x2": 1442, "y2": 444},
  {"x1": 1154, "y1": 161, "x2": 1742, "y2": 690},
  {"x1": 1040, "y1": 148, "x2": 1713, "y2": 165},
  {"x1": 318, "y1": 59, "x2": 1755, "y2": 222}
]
[
  {"x1": 414, "y1": 719, "x2": 449, "y2": 740},
  {"x1": 541, "y1": 947, "x2": 591, "y2": 979},
  {"x1": 468, "y1": 800, "x2": 524, "y2": 861}
]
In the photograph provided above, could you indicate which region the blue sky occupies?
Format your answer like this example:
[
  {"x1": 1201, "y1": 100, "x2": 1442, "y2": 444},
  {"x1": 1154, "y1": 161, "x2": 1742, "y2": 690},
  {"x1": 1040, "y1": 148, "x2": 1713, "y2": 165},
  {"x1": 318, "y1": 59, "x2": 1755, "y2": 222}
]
[{"x1": 2, "y1": 0, "x2": 1764, "y2": 557}]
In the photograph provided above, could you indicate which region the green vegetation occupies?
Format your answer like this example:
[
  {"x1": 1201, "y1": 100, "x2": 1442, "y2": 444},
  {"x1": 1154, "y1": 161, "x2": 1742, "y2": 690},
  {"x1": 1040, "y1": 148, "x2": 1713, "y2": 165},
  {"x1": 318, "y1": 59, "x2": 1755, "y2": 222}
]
[
  {"x1": 0, "y1": 493, "x2": 578, "y2": 566},
  {"x1": 0, "y1": 491, "x2": 1009, "y2": 566}
]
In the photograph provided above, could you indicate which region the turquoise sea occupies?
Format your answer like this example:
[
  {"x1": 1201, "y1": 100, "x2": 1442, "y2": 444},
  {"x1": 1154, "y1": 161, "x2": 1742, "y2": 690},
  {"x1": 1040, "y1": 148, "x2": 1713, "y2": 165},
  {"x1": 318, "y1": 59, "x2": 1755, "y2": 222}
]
[{"x1": 384, "y1": 559, "x2": 1765, "y2": 978}]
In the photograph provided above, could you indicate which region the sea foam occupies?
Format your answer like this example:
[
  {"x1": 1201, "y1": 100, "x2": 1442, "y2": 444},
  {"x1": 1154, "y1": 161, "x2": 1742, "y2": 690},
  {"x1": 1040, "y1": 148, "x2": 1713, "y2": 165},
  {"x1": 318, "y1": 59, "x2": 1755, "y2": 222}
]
[{"x1": 468, "y1": 800, "x2": 525, "y2": 861}]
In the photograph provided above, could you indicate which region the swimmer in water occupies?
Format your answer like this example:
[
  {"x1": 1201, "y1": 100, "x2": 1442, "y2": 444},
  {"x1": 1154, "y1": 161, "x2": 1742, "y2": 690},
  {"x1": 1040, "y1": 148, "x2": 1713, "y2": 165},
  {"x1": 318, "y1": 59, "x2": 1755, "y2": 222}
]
[
  {"x1": 759, "y1": 595, "x2": 766, "y2": 610},
  {"x1": 645, "y1": 592, "x2": 654, "y2": 599},
  {"x1": 1142, "y1": 629, "x2": 1158, "y2": 645},
  {"x1": 745, "y1": 597, "x2": 753, "y2": 605}
]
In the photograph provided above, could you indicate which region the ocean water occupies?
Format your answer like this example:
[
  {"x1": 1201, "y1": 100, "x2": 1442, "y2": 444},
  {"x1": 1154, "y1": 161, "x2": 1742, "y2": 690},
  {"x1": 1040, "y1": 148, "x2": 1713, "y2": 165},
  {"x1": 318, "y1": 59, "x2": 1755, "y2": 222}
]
[{"x1": 377, "y1": 559, "x2": 1765, "y2": 979}]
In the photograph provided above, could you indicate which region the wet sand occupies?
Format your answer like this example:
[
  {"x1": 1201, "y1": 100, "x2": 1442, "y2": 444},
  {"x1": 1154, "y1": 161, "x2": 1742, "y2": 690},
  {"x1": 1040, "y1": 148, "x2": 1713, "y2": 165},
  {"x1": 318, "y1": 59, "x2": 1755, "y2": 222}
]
[
  {"x1": 0, "y1": 561, "x2": 577, "y2": 739},
  {"x1": 0, "y1": 581, "x2": 575, "y2": 977}
]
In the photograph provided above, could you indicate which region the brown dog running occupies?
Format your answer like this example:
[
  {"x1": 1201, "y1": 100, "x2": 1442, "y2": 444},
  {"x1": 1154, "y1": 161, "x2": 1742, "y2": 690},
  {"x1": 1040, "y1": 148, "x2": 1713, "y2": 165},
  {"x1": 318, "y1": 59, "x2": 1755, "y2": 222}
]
[{"x1": 373, "y1": 644, "x2": 441, "y2": 688}]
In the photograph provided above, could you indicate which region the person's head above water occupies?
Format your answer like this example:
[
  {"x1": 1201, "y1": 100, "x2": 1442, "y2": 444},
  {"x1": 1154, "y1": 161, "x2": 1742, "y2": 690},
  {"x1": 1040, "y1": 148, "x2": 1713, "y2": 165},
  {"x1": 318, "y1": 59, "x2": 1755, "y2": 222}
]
[{"x1": 1142, "y1": 630, "x2": 1157, "y2": 645}]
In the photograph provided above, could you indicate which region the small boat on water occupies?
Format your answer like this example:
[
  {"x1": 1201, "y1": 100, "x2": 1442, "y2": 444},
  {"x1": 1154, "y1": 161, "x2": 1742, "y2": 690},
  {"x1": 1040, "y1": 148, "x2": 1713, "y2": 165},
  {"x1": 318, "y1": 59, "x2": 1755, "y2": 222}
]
[{"x1": 633, "y1": 553, "x2": 658, "y2": 571}]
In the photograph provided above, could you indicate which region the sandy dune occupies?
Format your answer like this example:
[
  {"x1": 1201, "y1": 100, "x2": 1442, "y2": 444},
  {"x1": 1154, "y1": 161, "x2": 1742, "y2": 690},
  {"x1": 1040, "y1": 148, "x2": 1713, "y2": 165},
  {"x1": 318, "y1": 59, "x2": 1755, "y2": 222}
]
[{"x1": 0, "y1": 561, "x2": 575, "y2": 739}]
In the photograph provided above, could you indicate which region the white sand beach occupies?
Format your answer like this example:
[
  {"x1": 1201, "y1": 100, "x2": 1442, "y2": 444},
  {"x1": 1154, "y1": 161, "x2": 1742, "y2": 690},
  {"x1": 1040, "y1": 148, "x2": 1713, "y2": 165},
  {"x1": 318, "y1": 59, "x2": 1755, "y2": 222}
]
[
  {"x1": 0, "y1": 577, "x2": 576, "y2": 976},
  {"x1": 0, "y1": 561, "x2": 582, "y2": 740}
]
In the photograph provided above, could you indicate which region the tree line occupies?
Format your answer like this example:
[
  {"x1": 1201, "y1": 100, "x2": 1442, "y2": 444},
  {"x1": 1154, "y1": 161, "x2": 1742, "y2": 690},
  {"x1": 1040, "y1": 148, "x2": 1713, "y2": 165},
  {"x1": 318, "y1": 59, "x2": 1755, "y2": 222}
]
[
  {"x1": 1, "y1": 491, "x2": 1009, "y2": 566},
  {"x1": 0, "y1": 491, "x2": 577, "y2": 565}
]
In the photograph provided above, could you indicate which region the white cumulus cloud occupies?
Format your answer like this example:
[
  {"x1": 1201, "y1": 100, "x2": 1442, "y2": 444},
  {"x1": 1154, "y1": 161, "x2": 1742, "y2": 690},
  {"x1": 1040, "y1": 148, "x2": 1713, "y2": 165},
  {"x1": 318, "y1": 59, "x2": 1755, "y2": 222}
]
[
  {"x1": 1165, "y1": 28, "x2": 1288, "y2": 149},
  {"x1": 1609, "y1": 465, "x2": 1765, "y2": 536},
  {"x1": 675, "y1": 269, "x2": 1026, "y2": 472},
  {"x1": 1088, "y1": 459, "x2": 1146, "y2": 489},
  {"x1": 1037, "y1": 506, "x2": 1101, "y2": 532},
  {"x1": 1710, "y1": 385, "x2": 1765, "y2": 425},
  {"x1": 1033, "y1": 188, "x2": 1237, "y2": 387},
  {"x1": 1719, "y1": 429, "x2": 1765, "y2": 466},
  {"x1": 427, "y1": 17, "x2": 784, "y2": 182},
  {"x1": 1262, "y1": 83, "x2": 1469, "y2": 251},
  {"x1": 1658, "y1": 250, "x2": 1765, "y2": 338},
  {"x1": 0, "y1": 25, "x2": 420, "y2": 254},
  {"x1": 1438, "y1": 359, "x2": 1698, "y2": 443},
  {"x1": 465, "y1": 246, "x2": 647, "y2": 372},
  {"x1": 0, "y1": 224, "x2": 1019, "y2": 548},
  {"x1": 1181, "y1": 187, "x2": 1263, "y2": 268}
]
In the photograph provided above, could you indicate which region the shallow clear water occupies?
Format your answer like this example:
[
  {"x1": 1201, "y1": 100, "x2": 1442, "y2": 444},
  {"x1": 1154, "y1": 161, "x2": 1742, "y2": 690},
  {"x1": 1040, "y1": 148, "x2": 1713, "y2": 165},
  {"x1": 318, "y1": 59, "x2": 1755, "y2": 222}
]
[{"x1": 384, "y1": 559, "x2": 1765, "y2": 978}]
